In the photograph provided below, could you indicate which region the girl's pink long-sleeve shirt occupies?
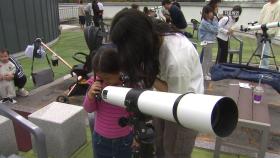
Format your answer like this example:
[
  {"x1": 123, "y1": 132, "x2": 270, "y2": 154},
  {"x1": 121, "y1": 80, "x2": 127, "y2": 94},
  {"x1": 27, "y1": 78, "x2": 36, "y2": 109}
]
[{"x1": 83, "y1": 78, "x2": 132, "y2": 138}]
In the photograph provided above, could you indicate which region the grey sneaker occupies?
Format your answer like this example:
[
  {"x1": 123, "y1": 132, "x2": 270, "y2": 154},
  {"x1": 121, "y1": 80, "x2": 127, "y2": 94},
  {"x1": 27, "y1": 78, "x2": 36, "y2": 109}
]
[
  {"x1": 16, "y1": 88, "x2": 29, "y2": 97},
  {"x1": 204, "y1": 75, "x2": 211, "y2": 81}
]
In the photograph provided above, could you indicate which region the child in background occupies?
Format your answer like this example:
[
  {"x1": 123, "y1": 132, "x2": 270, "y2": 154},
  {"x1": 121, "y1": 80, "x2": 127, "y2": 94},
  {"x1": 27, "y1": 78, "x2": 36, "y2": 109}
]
[
  {"x1": 216, "y1": 5, "x2": 242, "y2": 63},
  {"x1": 199, "y1": 5, "x2": 219, "y2": 80},
  {"x1": 0, "y1": 49, "x2": 17, "y2": 103},
  {"x1": 83, "y1": 46, "x2": 134, "y2": 158},
  {"x1": 78, "y1": 0, "x2": 85, "y2": 29}
]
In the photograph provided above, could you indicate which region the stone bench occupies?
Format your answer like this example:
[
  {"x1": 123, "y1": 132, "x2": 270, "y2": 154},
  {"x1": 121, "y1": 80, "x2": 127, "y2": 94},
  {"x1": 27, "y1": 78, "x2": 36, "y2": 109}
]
[
  {"x1": 0, "y1": 115, "x2": 18, "y2": 156},
  {"x1": 28, "y1": 102, "x2": 86, "y2": 158}
]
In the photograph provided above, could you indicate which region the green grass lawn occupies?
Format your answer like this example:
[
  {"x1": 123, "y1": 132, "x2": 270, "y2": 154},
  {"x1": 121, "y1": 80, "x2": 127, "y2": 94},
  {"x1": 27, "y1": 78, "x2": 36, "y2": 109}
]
[{"x1": 18, "y1": 30, "x2": 88, "y2": 91}]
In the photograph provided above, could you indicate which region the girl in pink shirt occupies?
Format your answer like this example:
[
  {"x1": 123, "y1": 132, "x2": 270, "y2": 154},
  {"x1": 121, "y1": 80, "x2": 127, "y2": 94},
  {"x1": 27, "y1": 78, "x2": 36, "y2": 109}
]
[{"x1": 83, "y1": 46, "x2": 133, "y2": 158}]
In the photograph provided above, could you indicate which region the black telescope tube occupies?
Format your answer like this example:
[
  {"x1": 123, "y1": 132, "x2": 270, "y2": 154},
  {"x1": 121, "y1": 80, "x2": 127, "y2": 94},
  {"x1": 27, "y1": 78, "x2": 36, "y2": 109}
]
[{"x1": 124, "y1": 89, "x2": 146, "y2": 112}]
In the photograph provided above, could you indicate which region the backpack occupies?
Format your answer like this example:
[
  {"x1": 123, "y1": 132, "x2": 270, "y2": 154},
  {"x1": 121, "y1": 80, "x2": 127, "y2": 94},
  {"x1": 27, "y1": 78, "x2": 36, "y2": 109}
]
[{"x1": 84, "y1": 25, "x2": 104, "y2": 53}]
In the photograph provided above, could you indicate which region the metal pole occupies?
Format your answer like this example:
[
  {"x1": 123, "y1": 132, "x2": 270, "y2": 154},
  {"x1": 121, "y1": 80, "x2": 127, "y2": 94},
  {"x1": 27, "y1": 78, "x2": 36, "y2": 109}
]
[
  {"x1": 0, "y1": 104, "x2": 48, "y2": 158},
  {"x1": 41, "y1": 42, "x2": 73, "y2": 69}
]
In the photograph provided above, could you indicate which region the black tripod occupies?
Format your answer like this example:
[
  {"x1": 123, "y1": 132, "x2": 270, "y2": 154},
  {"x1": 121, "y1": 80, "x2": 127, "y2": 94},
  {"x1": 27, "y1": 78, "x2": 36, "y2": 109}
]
[{"x1": 247, "y1": 25, "x2": 279, "y2": 71}]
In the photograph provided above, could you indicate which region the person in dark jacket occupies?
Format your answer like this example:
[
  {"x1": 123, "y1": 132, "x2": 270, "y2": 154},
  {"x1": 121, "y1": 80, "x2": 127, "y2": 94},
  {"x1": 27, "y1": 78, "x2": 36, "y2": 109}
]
[{"x1": 162, "y1": 0, "x2": 187, "y2": 31}]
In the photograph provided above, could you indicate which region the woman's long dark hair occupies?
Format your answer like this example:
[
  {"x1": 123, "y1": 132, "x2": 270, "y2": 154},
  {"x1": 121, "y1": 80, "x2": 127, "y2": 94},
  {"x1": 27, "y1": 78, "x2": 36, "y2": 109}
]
[{"x1": 110, "y1": 9, "x2": 161, "y2": 88}]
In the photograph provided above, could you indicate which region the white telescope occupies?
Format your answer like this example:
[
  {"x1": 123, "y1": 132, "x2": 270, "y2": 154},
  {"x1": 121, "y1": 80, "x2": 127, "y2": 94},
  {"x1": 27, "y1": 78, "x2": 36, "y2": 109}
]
[
  {"x1": 101, "y1": 86, "x2": 238, "y2": 137},
  {"x1": 241, "y1": 22, "x2": 280, "y2": 32}
]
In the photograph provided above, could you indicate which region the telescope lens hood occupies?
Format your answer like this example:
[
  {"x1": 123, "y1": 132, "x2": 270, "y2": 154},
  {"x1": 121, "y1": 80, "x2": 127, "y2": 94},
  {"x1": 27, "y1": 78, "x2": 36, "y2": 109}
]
[{"x1": 211, "y1": 97, "x2": 238, "y2": 137}]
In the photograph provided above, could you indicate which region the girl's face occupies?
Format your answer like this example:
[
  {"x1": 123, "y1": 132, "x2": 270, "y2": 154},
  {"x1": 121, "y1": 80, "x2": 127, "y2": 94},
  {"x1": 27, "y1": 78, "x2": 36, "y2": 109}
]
[
  {"x1": 0, "y1": 52, "x2": 9, "y2": 63},
  {"x1": 207, "y1": 12, "x2": 214, "y2": 20},
  {"x1": 232, "y1": 11, "x2": 240, "y2": 19},
  {"x1": 96, "y1": 72, "x2": 121, "y2": 86}
]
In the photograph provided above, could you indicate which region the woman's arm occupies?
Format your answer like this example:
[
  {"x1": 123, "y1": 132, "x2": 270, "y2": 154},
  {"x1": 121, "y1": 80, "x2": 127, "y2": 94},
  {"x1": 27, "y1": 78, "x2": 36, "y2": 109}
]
[
  {"x1": 202, "y1": 20, "x2": 219, "y2": 34},
  {"x1": 218, "y1": 17, "x2": 229, "y2": 34}
]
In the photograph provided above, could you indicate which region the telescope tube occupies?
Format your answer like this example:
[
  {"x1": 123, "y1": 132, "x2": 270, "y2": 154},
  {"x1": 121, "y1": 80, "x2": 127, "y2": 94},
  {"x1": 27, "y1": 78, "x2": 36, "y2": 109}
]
[
  {"x1": 241, "y1": 22, "x2": 280, "y2": 32},
  {"x1": 102, "y1": 86, "x2": 238, "y2": 137}
]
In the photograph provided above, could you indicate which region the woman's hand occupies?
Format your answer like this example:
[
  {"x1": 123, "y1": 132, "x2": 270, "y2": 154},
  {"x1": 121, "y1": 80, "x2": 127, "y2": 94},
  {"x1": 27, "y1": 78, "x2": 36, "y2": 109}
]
[
  {"x1": 153, "y1": 78, "x2": 168, "y2": 92},
  {"x1": 87, "y1": 81, "x2": 102, "y2": 101},
  {"x1": 227, "y1": 28, "x2": 234, "y2": 35}
]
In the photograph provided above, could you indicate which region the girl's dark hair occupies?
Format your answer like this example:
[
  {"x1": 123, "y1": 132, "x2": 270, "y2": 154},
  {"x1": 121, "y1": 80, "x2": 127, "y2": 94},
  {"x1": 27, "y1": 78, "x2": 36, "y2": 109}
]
[
  {"x1": 152, "y1": 19, "x2": 180, "y2": 34},
  {"x1": 110, "y1": 9, "x2": 161, "y2": 88},
  {"x1": 232, "y1": 5, "x2": 242, "y2": 22},
  {"x1": 92, "y1": 46, "x2": 119, "y2": 74},
  {"x1": 0, "y1": 48, "x2": 9, "y2": 55},
  {"x1": 202, "y1": 5, "x2": 214, "y2": 20},
  {"x1": 207, "y1": 0, "x2": 221, "y2": 8}
]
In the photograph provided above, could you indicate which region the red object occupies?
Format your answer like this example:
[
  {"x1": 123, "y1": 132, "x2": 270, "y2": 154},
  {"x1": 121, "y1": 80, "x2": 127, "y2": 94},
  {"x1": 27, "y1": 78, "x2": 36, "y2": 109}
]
[{"x1": 12, "y1": 110, "x2": 32, "y2": 152}]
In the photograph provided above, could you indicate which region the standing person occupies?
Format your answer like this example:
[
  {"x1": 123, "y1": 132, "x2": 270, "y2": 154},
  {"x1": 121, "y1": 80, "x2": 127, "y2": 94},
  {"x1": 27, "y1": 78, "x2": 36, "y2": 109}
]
[
  {"x1": 0, "y1": 49, "x2": 17, "y2": 103},
  {"x1": 172, "y1": 0, "x2": 181, "y2": 9},
  {"x1": 83, "y1": 46, "x2": 135, "y2": 158},
  {"x1": 256, "y1": 0, "x2": 280, "y2": 69},
  {"x1": 199, "y1": 5, "x2": 219, "y2": 80},
  {"x1": 162, "y1": 0, "x2": 187, "y2": 32},
  {"x1": 92, "y1": 0, "x2": 104, "y2": 27},
  {"x1": 78, "y1": 0, "x2": 85, "y2": 29},
  {"x1": 85, "y1": 2, "x2": 92, "y2": 26},
  {"x1": 110, "y1": 9, "x2": 204, "y2": 158},
  {"x1": 204, "y1": 0, "x2": 221, "y2": 21},
  {"x1": 143, "y1": 6, "x2": 149, "y2": 15},
  {"x1": 131, "y1": 3, "x2": 139, "y2": 10},
  {"x1": 216, "y1": 5, "x2": 242, "y2": 64}
]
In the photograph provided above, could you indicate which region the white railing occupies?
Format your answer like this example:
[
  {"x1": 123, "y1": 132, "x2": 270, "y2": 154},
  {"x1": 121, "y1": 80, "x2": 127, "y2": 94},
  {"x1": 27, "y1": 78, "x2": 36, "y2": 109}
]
[{"x1": 59, "y1": 6, "x2": 78, "y2": 22}]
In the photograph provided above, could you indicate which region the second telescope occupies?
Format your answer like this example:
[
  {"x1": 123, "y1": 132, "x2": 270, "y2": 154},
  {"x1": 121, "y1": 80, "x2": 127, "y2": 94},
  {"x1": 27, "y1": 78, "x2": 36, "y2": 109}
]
[{"x1": 101, "y1": 86, "x2": 238, "y2": 138}]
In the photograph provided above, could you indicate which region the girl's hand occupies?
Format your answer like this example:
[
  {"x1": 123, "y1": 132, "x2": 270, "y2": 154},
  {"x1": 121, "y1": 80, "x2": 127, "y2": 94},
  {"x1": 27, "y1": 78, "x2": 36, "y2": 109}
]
[
  {"x1": 87, "y1": 81, "x2": 102, "y2": 100},
  {"x1": 131, "y1": 138, "x2": 140, "y2": 149},
  {"x1": 3, "y1": 74, "x2": 14, "y2": 81}
]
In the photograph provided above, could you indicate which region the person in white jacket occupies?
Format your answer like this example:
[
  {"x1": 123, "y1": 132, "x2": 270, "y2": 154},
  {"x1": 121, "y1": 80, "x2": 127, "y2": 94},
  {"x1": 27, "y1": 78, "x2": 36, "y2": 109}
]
[
  {"x1": 216, "y1": 5, "x2": 242, "y2": 64},
  {"x1": 256, "y1": 0, "x2": 280, "y2": 69},
  {"x1": 110, "y1": 9, "x2": 204, "y2": 158}
]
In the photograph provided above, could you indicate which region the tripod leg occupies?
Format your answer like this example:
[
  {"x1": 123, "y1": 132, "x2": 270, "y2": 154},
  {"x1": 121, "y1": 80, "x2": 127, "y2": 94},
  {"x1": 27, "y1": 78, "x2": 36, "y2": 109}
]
[
  {"x1": 259, "y1": 42, "x2": 267, "y2": 68},
  {"x1": 247, "y1": 44, "x2": 261, "y2": 66},
  {"x1": 269, "y1": 43, "x2": 279, "y2": 71}
]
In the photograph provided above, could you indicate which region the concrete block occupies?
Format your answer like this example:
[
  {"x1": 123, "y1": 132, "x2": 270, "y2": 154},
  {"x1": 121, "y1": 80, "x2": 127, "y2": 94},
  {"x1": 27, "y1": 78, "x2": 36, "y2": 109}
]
[
  {"x1": 28, "y1": 102, "x2": 86, "y2": 158},
  {"x1": 0, "y1": 116, "x2": 18, "y2": 156}
]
